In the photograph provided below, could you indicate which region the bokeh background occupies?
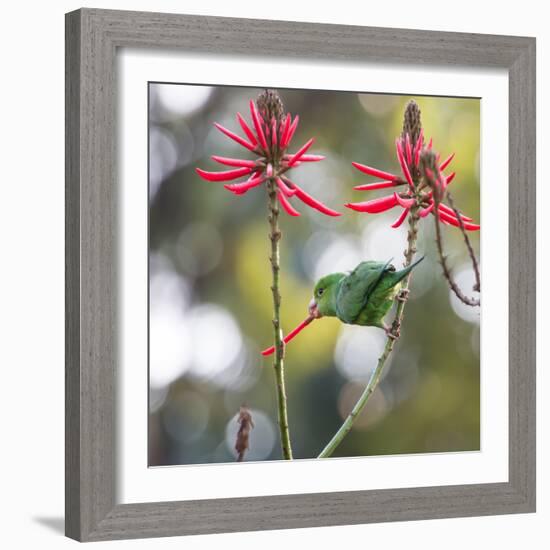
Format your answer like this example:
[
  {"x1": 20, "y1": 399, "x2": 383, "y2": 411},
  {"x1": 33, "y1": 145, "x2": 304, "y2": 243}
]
[{"x1": 148, "y1": 84, "x2": 480, "y2": 466}]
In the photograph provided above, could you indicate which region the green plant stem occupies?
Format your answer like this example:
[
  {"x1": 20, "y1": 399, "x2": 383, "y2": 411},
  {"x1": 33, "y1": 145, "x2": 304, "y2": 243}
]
[
  {"x1": 318, "y1": 206, "x2": 420, "y2": 458},
  {"x1": 267, "y1": 177, "x2": 293, "y2": 460}
]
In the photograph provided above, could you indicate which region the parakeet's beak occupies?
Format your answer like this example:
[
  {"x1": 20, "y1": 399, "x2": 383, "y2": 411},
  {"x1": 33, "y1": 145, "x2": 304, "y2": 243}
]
[{"x1": 308, "y1": 298, "x2": 322, "y2": 319}]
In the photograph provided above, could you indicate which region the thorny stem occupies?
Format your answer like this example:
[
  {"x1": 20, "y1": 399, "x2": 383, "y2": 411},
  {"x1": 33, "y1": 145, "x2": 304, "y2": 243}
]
[
  {"x1": 433, "y1": 191, "x2": 480, "y2": 307},
  {"x1": 318, "y1": 205, "x2": 420, "y2": 458},
  {"x1": 267, "y1": 176, "x2": 293, "y2": 460}
]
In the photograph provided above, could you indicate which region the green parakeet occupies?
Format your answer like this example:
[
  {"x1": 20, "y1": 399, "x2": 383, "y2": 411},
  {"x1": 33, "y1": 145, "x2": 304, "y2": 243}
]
[
  {"x1": 262, "y1": 257, "x2": 424, "y2": 356},
  {"x1": 308, "y1": 257, "x2": 424, "y2": 334}
]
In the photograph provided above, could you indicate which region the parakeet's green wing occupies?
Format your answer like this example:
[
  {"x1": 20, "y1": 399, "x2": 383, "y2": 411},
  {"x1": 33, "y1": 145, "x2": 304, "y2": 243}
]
[{"x1": 335, "y1": 261, "x2": 390, "y2": 324}]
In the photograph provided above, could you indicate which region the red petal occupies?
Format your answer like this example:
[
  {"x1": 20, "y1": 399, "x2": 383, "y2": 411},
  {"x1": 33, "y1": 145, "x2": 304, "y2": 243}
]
[
  {"x1": 464, "y1": 222, "x2": 481, "y2": 231},
  {"x1": 438, "y1": 202, "x2": 473, "y2": 222},
  {"x1": 405, "y1": 134, "x2": 412, "y2": 165},
  {"x1": 419, "y1": 202, "x2": 435, "y2": 218},
  {"x1": 394, "y1": 192, "x2": 415, "y2": 208},
  {"x1": 224, "y1": 175, "x2": 264, "y2": 194},
  {"x1": 213, "y1": 122, "x2": 255, "y2": 151},
  {"x1": 428, "y1": 137, "x2": 433, "y2": 149},
  {"x1": 261, "y1": 316, "x2": 315, "y2": 356},
  {"x1": 280, "y1": 114, "x2": 291, "y2": 148},
  {"x1": 271, "y1": 118, "x2": 278, "y2": 146},
  {"x1": 211, "y1": 156, "x2": 257, "y2": 168},
  {"x1": 287, "y1": 138, "x2": 315, "y2": 167},
  {"x1": 345, "y1": 194, "x2": 398, "y2": 213},
  {"x1": 437, "y1": 208, "x2": 480, "y2": 231},
  {"x1": 414, "y1": 146, "x2": 421, "y2": 167},
  {"x1": 236, "y1": 113, "x2": 258, "y2": 146},
  {"x1": 391, "y1": 208, "x2": 409, "y2": 228},
  {"x1": 354, "y1": 180, "x2": 399, "y2": 191},
  {"x1": 196, "y1": 166, "x2": 252, "y2": 182},
  {"x1": 445, "y1": 172, "x2": 456, "y2": 187},
  {"x1": 413, "y1": 129, "x2": 424, "y2": 166},
  {"x1": 440, "y1": 152, "x2": 455, "y2": 172},
  {"x1": 276, "y1": 177, "x2": 296, "y2": 197},
  {"x1": 352, "y1": 162, "x2": 400, "y2": 181},
  {"x1": 283, "y1": 115, "x2": 299, "y2": 148},
  {"x1": 396, "y1": 139, "x2": 414, "y2": 188},
  {"x1": 283, "y1": 178, "x2": 341, "y2": 216},
  {"x1": 249, "y1": 100, "x2": 268, "y2": 150},
  {"x1": 286, "y1": 153, "x2": 325, "y2": 162},
  {"x1": 278, "y1": 191, "x2": 301, "y2": 216}
]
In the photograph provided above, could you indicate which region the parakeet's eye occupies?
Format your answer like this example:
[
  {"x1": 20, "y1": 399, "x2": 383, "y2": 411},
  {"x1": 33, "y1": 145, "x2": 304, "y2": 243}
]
[{"x1": 317, "y1": 288, "x2": 324, "y2": 297}]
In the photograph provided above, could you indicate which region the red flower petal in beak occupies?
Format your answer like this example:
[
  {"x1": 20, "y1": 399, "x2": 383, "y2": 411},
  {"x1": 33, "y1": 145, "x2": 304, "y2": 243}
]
[
  {"x1": 278, "y1": 191, "x2": 301, "y2": 216},
  {"x1": 261, "y1": 316, "x2": 315, "y2": 356},
  {"x1": 345, "y1": 193, "x2": 399, "y2": 213},
  {"x1": 213, "y1": 122, "x2": 255, "y2": 151},
  {"x1": 196, "y1": 166, "x2": 252, "y2": 182}
]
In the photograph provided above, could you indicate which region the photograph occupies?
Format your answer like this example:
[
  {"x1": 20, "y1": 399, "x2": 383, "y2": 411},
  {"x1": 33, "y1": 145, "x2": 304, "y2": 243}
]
[
  {"x1": 2, "y1": 1, "x2": 541, "y2": 546},
  {"x1": 148, "y1": 84, "x2": 481, "y2": 466}
]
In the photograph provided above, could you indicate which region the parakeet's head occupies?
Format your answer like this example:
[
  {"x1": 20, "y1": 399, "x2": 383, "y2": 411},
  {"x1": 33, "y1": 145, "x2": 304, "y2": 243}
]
[{"x1": 309, "y1": 273, "x2": 346, "y2": 318}]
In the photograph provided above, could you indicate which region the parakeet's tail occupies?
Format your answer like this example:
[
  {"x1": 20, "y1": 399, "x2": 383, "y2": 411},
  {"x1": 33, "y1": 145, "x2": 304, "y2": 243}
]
[{"x1": 391, "y1": 255, "x2": 425, "y2": 285}]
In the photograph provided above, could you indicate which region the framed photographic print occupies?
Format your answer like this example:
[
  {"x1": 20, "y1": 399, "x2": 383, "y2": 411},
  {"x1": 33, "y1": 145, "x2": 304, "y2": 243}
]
[{"x1": 65, "y1": 8, "x2": 536, "y2": 542}]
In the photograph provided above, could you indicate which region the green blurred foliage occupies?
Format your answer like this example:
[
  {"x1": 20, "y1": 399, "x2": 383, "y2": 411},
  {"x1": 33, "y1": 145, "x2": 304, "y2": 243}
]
[{"x1": 148, "y1": 84, "x2": 480, "y2": 466}]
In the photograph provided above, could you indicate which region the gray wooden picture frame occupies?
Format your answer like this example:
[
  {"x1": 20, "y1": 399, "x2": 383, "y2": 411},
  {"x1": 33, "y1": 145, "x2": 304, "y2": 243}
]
[{"x1": 65, "y1": 8, "x2": 536, "y2": 542}]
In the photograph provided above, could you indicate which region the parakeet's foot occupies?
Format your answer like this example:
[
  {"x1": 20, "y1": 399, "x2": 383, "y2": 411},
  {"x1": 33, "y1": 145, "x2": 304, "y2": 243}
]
[
  {"x1": 396, "y1": 288, "x2": 410, "y2": 303},
  {"x1": 384, "y1": 324, "x2": 399, "y2": 340}
]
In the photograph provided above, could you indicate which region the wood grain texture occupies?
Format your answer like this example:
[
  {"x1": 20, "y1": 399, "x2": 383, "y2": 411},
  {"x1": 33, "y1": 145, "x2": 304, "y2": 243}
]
[
  {"x1": 65, "y1": 10, "x2": 81, "y2": 540},
  {"x1": 65, "y1": 8, "x2": 536, "y2": 542}
]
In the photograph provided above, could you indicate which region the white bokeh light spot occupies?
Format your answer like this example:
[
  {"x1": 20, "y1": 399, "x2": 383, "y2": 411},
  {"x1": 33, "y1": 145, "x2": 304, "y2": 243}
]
[
  {"x1": 156, "y1": 84, "x2": 213, "y2": 116},
  {"x1": 449, "y1": 264, "x2": 481, "y2": 324},
  {"x1": 149, "y1": 260, "x2": 192, "y2": 387},
  {"x1": 188, "y1": 304, "x2": 243, "y2": 380},
  {"x1": 335, "y1": 324, "x2": 390, "y2": 382}
]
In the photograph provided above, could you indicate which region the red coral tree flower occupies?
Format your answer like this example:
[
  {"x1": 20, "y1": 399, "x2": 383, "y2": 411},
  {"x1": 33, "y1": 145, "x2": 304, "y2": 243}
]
[
  {"x1": 196, "y1": 92, "x2": 341, "y2": 217},
  {"x1": 346, "y1": 123, "x2": 479, "y2": 231}
]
